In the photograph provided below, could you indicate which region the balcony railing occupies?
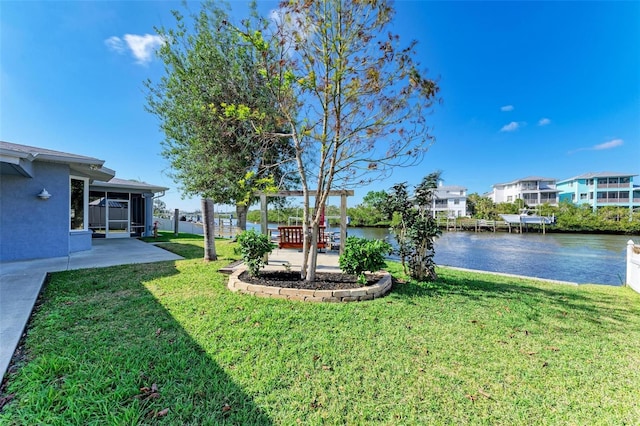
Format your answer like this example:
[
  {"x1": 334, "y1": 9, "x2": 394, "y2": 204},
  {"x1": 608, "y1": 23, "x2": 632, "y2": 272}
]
[
  {"x1": 598, "y1": 198, "x2": 630, "y2": 203},
  {"x1": 597, "y1": 183, "x2": 631, "y2": 189}
]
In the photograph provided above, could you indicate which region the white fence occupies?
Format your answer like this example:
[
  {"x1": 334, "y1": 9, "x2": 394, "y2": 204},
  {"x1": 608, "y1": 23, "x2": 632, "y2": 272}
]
[
  {"x1": 627, "y1": 240, "x2": 640, "y2": 293},
  {"x1": 153, "y1": 217, "x2": 240, "y2": 238},
  {"x1": 154, "y1": 217, "x2": 203, "y2": 235}
]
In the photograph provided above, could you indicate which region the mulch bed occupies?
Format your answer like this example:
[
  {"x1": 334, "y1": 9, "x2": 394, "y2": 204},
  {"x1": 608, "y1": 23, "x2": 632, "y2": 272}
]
[{"x1": 239, "y1": 270, "x2": 383, "y2": 290}]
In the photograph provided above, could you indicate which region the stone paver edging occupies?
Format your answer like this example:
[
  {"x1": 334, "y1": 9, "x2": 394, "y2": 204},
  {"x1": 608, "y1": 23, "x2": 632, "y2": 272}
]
[{"x1": 227, "y1": 268, "x2": 392, "y2": 302}]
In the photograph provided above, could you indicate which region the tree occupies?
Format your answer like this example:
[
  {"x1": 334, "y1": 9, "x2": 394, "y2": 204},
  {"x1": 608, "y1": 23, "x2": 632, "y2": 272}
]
[
  {"x1": 146, "y1": 2, "x2": 296, "y2": 261},
  {"x1": 238, "y1": 0, "x2": 440, "y2": 280},
  {"x1": 383, "y1": 172, "x2": 441, "y2": 281},
  {"x1": 347, "y1": 190, "x2": 389, "y2": 226},
  {"x1": 153, "y1": 198, "x2": 167, "y2": 217},
  {"x1": 467, "y1": 193, "x2": 497, "y2": 219}
]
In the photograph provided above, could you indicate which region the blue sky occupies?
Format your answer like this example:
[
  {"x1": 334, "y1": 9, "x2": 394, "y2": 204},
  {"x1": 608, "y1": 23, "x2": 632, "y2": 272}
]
[{"x1": 2, "y1": 1, "x2": 638, "y2": 212}]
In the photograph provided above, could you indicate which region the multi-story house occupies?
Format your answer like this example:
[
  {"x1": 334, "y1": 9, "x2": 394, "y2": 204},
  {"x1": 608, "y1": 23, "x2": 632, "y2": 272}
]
[
  {"x1": 433, "y1": 184, "x2": 467, "y2": 217},
  {"x1": 489, "y1": 176, "x2": 559, "y2": 206},
  {"x1": 556, "y1": 172, "x2": 640, "y2": 211}
]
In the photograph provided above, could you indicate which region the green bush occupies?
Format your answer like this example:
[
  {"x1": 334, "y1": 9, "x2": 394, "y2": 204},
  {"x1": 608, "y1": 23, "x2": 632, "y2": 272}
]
[
  {"x1": 236, "y1": 229, "x2": 276, "y2": 277},
  {"x1": 339, "y1": 236, "x2": 392, "y2": 284}
]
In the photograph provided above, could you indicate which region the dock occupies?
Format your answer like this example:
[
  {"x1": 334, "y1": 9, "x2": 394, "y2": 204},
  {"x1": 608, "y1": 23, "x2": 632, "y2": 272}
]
[{"x1": 436, "y1": 215, "x2": 555, "y2": 234}]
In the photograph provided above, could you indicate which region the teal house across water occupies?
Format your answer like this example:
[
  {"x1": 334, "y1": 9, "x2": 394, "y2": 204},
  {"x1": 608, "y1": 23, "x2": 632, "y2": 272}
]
[{"x1": 556, "y1": 172, "x2": 640, "y2": 211}]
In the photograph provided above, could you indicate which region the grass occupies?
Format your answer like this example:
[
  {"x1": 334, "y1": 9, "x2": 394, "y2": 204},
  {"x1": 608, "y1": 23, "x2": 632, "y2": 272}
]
[{"x1": 1, "y1": 231, "x2": 639, "y2": 424}]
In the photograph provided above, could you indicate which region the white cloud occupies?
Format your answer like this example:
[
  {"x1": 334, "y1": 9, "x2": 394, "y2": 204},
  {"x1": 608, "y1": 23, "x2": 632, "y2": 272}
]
[
  {"x1": 105, "y1": 33, "x2": 164, "y2": 65},
  {"x1": 593, "y1": 138, "x2": 623, "y2": 150},
  {"x1": 568, "y1": 138, "x2": 623, "y2": 154},
  {"x1": 500, "y1": 105, "x2": 514, "y2": 112},
  {"x1": 538, "y1": 118, "x2": 551, "y2": 126},
  {"x1": 500, "y1": 121, "x2": 520, "y2": 132},
  {"x1": 124, "y1": 34, "x2": 164, "y2": 64},
  {"x1": 104, "y1": 36, "x2": 125, "y2": 54}
]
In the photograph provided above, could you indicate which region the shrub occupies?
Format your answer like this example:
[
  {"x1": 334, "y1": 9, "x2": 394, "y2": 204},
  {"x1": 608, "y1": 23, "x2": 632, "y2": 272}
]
[
  {"x1": 339, "y1": 236, "x2": 392, "y2": 284},
  {"x1": 236, "y1": 229, "x2": 276, "y2": 277},
  {"x1": 382, "y1": 172, "x2": 441, "y2": 281}
]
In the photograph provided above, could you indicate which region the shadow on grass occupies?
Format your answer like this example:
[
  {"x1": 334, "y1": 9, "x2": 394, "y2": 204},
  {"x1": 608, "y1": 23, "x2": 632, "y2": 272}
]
[
  {"x1": 390, "y1": 267, "x2": 636, "y2": 325},
  {"x1": 0, "y1": 260, "x2": 271, "y2": 424}
]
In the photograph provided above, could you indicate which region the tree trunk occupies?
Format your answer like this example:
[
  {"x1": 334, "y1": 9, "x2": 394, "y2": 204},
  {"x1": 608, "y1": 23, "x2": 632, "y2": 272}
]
[
  {"x1": 300, "y1": 194, "x2": 311, "y2": 280},
  {"x1": 235, "y1": 204, "x2": 248, "y2": 231},
  {"x1": 306, "y1": 222, "x2": 319, "y2": 281},
  {"x1": 202, "y1": 198, "x2": 217, "y2": 261}
]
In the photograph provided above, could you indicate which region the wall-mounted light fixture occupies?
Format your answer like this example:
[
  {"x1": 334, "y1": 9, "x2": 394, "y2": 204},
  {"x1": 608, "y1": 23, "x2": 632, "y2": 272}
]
[{"x1": 37, "y1": 188, "x2": 51, "y2": 200}]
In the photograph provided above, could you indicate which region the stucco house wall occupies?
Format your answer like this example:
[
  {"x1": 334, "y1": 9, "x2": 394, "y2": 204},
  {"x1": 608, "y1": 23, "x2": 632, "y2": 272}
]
[
  {"x1": 0, "y1": 162, "x2": 70, "y2": 261},
  {"x1": 1, "y1": 141, "x2": 168, "y2": 262}
]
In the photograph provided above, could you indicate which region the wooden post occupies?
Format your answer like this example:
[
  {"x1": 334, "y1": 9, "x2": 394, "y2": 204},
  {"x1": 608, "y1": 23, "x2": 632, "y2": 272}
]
[
  {"x1": 173, "y1": 208, "x2": 179, "y2": 236},
  {"x1": 260, "y1": 193, "x2": 268, "y2": 235},
  {"x1": 340, "y1": 191, "x2": 348, "y2": 255},
  {"x1": 260, "y1": 193, "x2": 268, "y2": 263}
]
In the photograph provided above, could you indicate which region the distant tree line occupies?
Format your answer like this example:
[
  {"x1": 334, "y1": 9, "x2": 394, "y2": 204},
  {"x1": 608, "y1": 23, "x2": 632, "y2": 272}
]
[{"x1": 248, "y1": 192, "x2": 640, "y2": 234}]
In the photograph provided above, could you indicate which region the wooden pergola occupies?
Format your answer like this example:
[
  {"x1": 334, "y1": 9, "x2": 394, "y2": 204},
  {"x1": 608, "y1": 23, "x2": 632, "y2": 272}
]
[{"x1": 255, "y1": 190, "x2": 354, "y2": 254}]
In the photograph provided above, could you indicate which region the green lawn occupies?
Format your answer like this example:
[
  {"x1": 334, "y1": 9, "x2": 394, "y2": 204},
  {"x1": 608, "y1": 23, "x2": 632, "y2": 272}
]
[{"x1": 1, "y1": 232, "x2": 639, "y2": 425}]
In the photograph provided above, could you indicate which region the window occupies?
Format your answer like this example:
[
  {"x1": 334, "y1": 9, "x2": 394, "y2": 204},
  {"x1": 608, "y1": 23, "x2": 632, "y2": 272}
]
[
  {"x1": 70, "y1": 177, "x2": 88, "y2": 231},
  {"x1": 454, "y1": 199, "x2": 460, "y2": 205},
  {"x1": 507, "y1": 196, "x2": 513, "y2": 202},
  {"x1": 580, "y1": 193, "x2": 587, "y2": 200}
]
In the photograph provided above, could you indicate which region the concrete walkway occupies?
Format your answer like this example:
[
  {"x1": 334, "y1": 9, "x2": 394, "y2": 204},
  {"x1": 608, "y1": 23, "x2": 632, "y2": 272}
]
[
  {"x1": 263, "y1": 248, "x2": 341, "y2": 272},
  {"x1": 0, "y1": 239, "x2": 183, "y2": 381}
]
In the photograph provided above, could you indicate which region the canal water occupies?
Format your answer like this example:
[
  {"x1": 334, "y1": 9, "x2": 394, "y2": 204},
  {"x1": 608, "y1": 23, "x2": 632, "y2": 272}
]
[{"x1": 344, "y1": 228, "x2": 633, "y2": 286}]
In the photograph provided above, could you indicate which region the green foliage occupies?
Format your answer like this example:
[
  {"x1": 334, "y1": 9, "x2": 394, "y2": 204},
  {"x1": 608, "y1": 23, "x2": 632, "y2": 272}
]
[
  {"x1": 553, "y1": 203, "x2": 640, "y2": 233},
  {"x1": 338, "y1": 236, "x2": 392, "y2": 284},
  {"x1": 461, "y1": 192, "x2": 497, "y2": 219},
  {"x1": 236, "y1": 229, "x2": 275, "y2": 276},
  {"x1": 236, "y1": 171, "x2": 277, "y2": 207},
  {"x1": 383, "y1": 172, "x2": 442, "y2": 281},
  {"x1": 153, "y1": 199, "x2": 168, "y2": 217},
  {"x1": 347, "y1": 190, "x2": 391, "y2": 227},
  {"x1": 145, "y1": 2, "x2": 297, "y2": 205}
]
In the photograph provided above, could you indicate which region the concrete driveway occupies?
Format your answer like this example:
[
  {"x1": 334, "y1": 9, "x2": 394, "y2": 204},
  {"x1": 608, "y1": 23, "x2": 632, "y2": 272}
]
[{"x1": 0, "y1": 239, "x2": 183, "y2": 381}]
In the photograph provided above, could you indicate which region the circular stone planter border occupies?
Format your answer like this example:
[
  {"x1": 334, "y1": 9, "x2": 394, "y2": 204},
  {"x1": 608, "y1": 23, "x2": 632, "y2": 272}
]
[{"x1": 227, "y1": 268, "x2": 392, "y2": 302}]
